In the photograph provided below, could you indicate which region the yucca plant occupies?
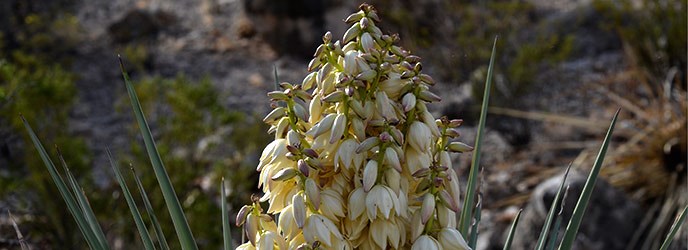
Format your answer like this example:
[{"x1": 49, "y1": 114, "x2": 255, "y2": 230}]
[{"x1": 17, "y1": 3, "x2": 687, "y2": 250}]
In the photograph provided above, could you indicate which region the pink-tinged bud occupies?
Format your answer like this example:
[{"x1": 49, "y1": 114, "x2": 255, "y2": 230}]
[
  {"x1": 438, "y1": 189, "x2": 459, "y2": 212},
  {"x1": 343, "y1": 23, "x2": 361, "y2": 43},
  {"x1": 421, "y1": 193, "x2": 435, "y2": 225},
  {"x1": 359, "y1": 17, "x2": 370, "y2": 29},
  {"x1": 419, "y1": 73, "x2": 435, "y2": 85},
  {"x1": 287, "y1": 129, "x2": 301, "y2": 146},
  {"x1": 302, "y1": 148, "x2": 318, "y2": 158},
  {"x1": 298, "y1": 159, "x2": 310, "y2": 177},
  {"x1": 313, "y1": 113, "x2": 337, "y2": 138},
  {"x1": 293, "y1": 194, "x2": 307, "y2": 229},
  {"x1": 360, "y1": 32, "x2": 374, "y2": 53},
  {"x1": 402, "y1": 93, "x2": 417, "y2": 112},
  {"x1": 329, "y1": 114, "x2": 347, "y2": 144},
  {"x1": 302, "y1": 72, "x2": 317, "y2": 90},
  {"x1": 363, "y1": 160, "x2": 378, "y2": 192},
  {"x1": 448, "y1": 119, "x2": 463, "y2": 127},
  {"x1": 286, "y1": 144, "x2": 300, "y2": 155},
  {"x1": 418, "y1": 90, "x2": 441, "y2": 102},
  {"x1": 263, "y1": 107, "x2": 286, "y2": 123},
  {"x1": 412, "y1": 168, "x2": 431, "y2": 178},
  {"x1": 379, "y1": 131, "x2": 393, "y2": 143},
  {"x1": 305, "y1": 178, "x2": 320, "y2": 210},
  {"x1": 322, "y1": 31, "x2": 332, "y2": 43},
  {"x1": 389, "y1": 127, "x2": 404, "y2": 145},
  {"x1": 445, "y1": 128, "x2": 460, "y2": 138},
  {"x1": 385, "y1": 147, "x2": 402, "y2": 173},
  {"x1": 447, "y1": 141, "x2": 474, "y2": 153},
  {"x1": 236, "y1": 205, "x2": 251, "y2": 226},
  {"x1": 271, "y1": 168, "x2": 298, "y2": 181},
  {"x1": 356, "y1": 137, "x2": 380, "y2": 154}
]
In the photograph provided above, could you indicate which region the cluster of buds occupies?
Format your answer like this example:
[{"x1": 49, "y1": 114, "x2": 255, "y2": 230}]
[{"x1": 237, "y1": 4, "x2": 472, "y2": 250}]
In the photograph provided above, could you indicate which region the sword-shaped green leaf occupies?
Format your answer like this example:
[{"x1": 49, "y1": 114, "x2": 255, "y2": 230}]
[
  {"x1": 131, "y1": 167, "x2": 170, "y2": 250},
  {"x1": 107, "y1": 149, "x2": 155, "y2": 250},
  {"x1": 221, "y1": 178, "x2": 233, "y2": 250},
  {"x1": 119, "y1": 56, "x2": 198, "y2": 249},
  {"x1": 659, "y1": 204, "x2": 688, "y2": 250},
  {"x1": 558, "y1": 109, "x2": 619, "y2": 250},
  {"x1": 535, "y1": 163, "x2": 572, "y2": 250},
  {"x1": 21, "y1": 116, "x2": 103, "y2": 249},
  {"x1": 503, "y1": 209, "x2": 522, "y2": 250},
  {"x1": 459, "y1": 37, "x2": 497, "y2": 235}
]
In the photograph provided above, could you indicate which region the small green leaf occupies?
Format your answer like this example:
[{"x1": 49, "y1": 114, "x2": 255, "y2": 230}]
[
  {"x1": 503, "y1": 209, "x2": 522, "y2": 250},
  {"x1": 558, "y1": 109, "x2": 619, "y2": 250}
]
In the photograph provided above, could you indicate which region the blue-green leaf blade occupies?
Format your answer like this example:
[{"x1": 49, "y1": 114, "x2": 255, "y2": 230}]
[
  {"x1": 107, "y1": 149, "x2": 155, "y2": 250},
  {"x1": 503, "y1": 209, "x2": 522, "y2": 250},
  {"x1": 221, "y1": 178, "x2": 233, "y2": 250},
  {"x1": 21, "y1": 116, "x2": 101, "y2": 249},
  {"x1": 119, "y1": 57, "x2": 198, "y2": 249},
  {"x1": 659, "y1": 204, "x2": 688, "y2": 250},
  {"x1": 459, "y1": 37, "x2": 497, "y2": 235},
  {"x1": 131, "y1": 167, "x2": 170, "y2": 250},
  {"x1": 558, "y1": 109, "x2": 619, "y2": 250},
  {"x1": 535, "y1": 163, "x2": 572, "y2": 250}
]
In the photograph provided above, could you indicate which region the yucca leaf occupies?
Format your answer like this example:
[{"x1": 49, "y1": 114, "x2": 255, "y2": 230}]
[
  {"x1": 503, "y1": 209, "x2": 522, "y2": 250},
  {"x1": 535, "y1": 163, "x2": 572, "y2": 250},
  {"x1": 131, "y1": 167, "x2": 170, "y2": 250},
  {"x1": 21, "y1": 115, "x2": 102, "y2": 249},
  {"x1": 558, "y1": 109, "x2": 619, "y2": 250},
  {"x1": 546, "y1": 186, "x2": 570, "y2": 250},
  {"x1": 119, "y1": 57, "x2": 198, "y2": 249},
  {"x1": 273, "y1": 64, "x2": 280, "y2": 90},
  {"x1": 57, "y1": 149, "x2": 109, "y2": 249},
  {"x1": 107, "y1": 149, "x2": 155, "y2": 250},
  {"x1": 9, "y1": 210, "x2": 31, "y2": 250},
  {"x1": 459, "y1": 37, "x2": 497, "y2": 235},
  {"x1": 659, "y1": 204, "x2": 688, "y2": 250},
  {"x1": 221, "y1": 178, "x2": 233, "y2": 250},
  {"x1": 469, "y1": 194, "x2": 483, "y2": 249}
]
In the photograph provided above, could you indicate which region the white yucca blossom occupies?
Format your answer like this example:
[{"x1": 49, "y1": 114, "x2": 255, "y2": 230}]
[{"x1": 237, "y1": 4, "x2": 473, "y2": 249}]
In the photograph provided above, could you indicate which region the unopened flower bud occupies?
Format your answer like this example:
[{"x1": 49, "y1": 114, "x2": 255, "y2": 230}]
[
  {"x1": 267, "y1": 90, "x2": 288, "y2": 101},
  {"x1": 418, "y1": 90, "x2": 442, "y2": 102},
  {"x1": 421, "y1": 193, "x2": 435, "y2": 224},
  {"x1": 379, "y1": 131, "x2": 393, "y2": 143},
  {"x1": 351, "y1": 117, "x2": 366, "y2": 140},
  {"x1": 293, "y1": 194, "x2": 306, "y2": 228},
  {"x1": 402, "y1": 93, "x2": 417, "y2": 112},
  {"x1": 360, "y1": 32, "x2": 374, "y2": 53},
  {"x1": 308, "y1": 57, "x2": 322, "y2": 72},
  {"x1": 343, "y1": 23, "x2": 361, "y2": 43},
  {"x1": 385, "y1": 147, "x2": 402, "y2": 173},
  {"x1": 356, "y1": 69, "x2": 377, "y2": 81},
  {"x1": 322, "y1": 91, "x2": 346, "y2": 103},
  {"x1": 305, "y1": 178, "x2": 320, "y2": 210},
  {"x1": 344, "y1": 11, "x2": 364, "y2": 24},
  {"x1": 438, "y1": 189, "x2": 459, "y2": 212},
  {"x1": 356, "y1": 137, "x2": 380, "y2": 153},
  {"x1": 313, "y1": 113, "x2": 336, "y2": 138},
  {"x1": 329, "y1": 114, "x2": 347, "y2": 144},
  {"x1": 272, "y1": 168, "x2": 298, "y2": 181},
  {"x1": 363, "y1": 160, "x2": 378, "y2": 192},
  {"x1": 236, "y1": 205, "x2": 251, "y2": 226},
  {"x1": 448, "y1": 119, "x2": 463, "y2": 127},
  {"x1": 412, "y1": 168, "x2": 431, "y2": 178},
  {"x1": 447, "y1": 141, "x2": 474, "y2": 153},
  {"x1": 293, "y1": 103, "x2": 309, "y2": 122},
  {"x1": 263, "y1": 107, "x2": 286, "y2": 123},
  {"x1": 323, "y1": 31, "x2": 332, "y2": 43},
  {"x1": 298, "y1": 159, "x2": 310, "y2": 177}
]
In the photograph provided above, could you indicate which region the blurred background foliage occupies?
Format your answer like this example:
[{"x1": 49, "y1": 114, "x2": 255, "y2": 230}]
[{"x1": 0, "y1": 0, "x2": 685, "y2": 249}]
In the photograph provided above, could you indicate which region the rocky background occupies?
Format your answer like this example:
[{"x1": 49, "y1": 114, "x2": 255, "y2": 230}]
[{"x1": 0, "y1": 0, "x2": 686, "y2": 249}]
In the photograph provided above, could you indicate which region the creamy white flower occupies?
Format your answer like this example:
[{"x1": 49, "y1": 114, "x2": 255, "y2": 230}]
[
  {"x1": 348, "y1": 187, "x2": 366, "y2": 220},
  {"x1": 329, "y1": 113, "x2": 347, "y2": 144},
  {"x1": 379, "y1": 72, "x2": 405, "y2": 100},
  {"x1": 412, "y1": 235, "x2": 441, "y2": 250},
  {"x1": 365, "y1": 185, "x2": 398, "y2": 220},
  {"x1": 438, "y1": 227, "x2": 472, "y2": 250},
  {"x1": 343, "y1": 50, "x2": 359, "y2": 75},
  {"x1": 408, "y1": 121, "x2": 432, "y2": 152},
  {"x1": 363, "y1": 160, "x2": 378, "y2": 192},
  {"x1": 320, "y1": 188, "x2": 346, "y2": 221},
  {"x1": 335, "y1": 138, "x2": 360, "y2": 171},
  {"x1": 303, "y1": 214, "x2": 343, "y2": 247},
  {"x1": 405, "y1": 147, "x2": 432, "y2": 174}
]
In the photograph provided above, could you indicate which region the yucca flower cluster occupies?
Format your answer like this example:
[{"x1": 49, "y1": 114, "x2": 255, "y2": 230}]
[{"x1": 236, "y1": 4, "x2": 473, "y2": 250}]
